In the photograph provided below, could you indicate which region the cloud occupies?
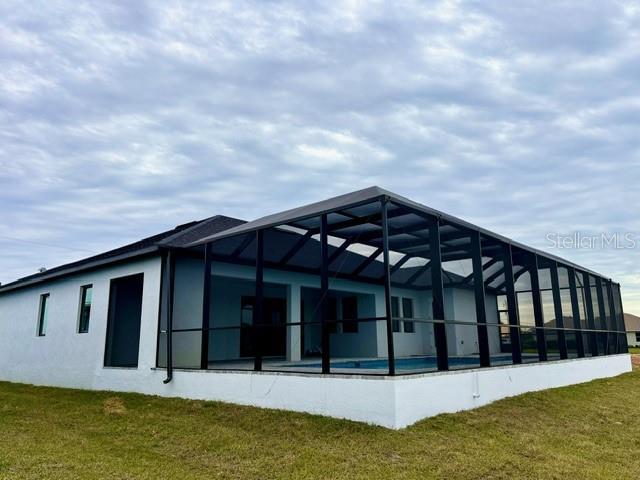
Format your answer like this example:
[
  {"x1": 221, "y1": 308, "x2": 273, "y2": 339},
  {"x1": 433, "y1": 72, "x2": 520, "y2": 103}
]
[{"x1": 0, "y1": 0, "x2": 639, "y2": 313}]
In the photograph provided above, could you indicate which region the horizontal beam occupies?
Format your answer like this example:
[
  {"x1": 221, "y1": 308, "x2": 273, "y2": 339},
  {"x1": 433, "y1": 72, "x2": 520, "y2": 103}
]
[
  {"x1": 492, "y1": 265, "x2": 528, "y2": 291},
  {"x1": 327, "y1": 239, "x2": 352, "y2": 265},
  {"x1": 308, "y1": 208, "x2": 409, "y2": 235},
  {"x1": 460, "y1": 256, "x2": 501, "y2": 285},
  {"x1": 277, "y1": 230, "x2": 313, "y2": 266},
  {"x1": 207, "y1": 252, "x2": 422, "y2": 290},
  {"x1": 351, "y1": 247, "x2": 384, "y2": 276},
  {"x1": 355, "y1": 221, "x2": 429, "y2": 243},
  {"x1": 406, "y1": 263, "x2": 431, "y2": 286},
  {"x1": 389, "y1": 254, "x2": 412, "y2": 276},
  {"x1": 231, "y1": 234, "x2": 254, "y2": 258},
  {"x1": 484, "y1": 263, "x2": 506, "y2": 286}
]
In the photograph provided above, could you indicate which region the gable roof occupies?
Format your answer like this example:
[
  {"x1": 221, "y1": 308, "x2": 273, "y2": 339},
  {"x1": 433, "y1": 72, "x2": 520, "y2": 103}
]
[
  {"x1": 624, "y1": 313, "x2": 640, "y2": 332},
  {"x1": 0, "y1": 215, "x2": 245, "y2": 294}
]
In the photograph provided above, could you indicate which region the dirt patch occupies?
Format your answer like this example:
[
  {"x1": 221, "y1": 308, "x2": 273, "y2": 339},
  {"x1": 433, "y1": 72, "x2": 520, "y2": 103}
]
[
  {"x1": 103, "y1": 397, "x2": 127, "y2": 415},
  {"x1": 631, "y1": 355, "x2": 640, "y2": 368}
]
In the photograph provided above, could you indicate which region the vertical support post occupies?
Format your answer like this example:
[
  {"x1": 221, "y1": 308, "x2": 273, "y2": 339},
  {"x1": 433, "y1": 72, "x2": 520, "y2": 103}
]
[
  {"x1": 567, "y1": 266, "x2": 585, "y2": 358},
  {"x1": 429, "y1": 217, "x2": 448, "y2": 371},
  {"x1": 470, "y1": 231, "x2": 490, "y2": 367},
  {"x1": 595, "y1": 277, "x2": 608, "y2": 354},
  {"x1": 200, "y1": 243, "x2": 212, "y2": 370},
  {"x1": 503, "y1": 244, "x2": 522, "y2": 364},
  {"x1": 163, "y1": 249, "x2": 175, "y2": 384},
  {"x1": 549, "y1": 261, "x2": 568, "y2": 359},
  {"x1": 530, "y1": 254, "x2": 547, "y2": 361},
  {"x1": 606, "y1": 280, "x2": 619, "y2": 354},
  {"x1": 254, "y1": 230, "x2": 264, "y2": 371},
  {"x1": 381, "y1": 198, "x2": 396, "y2": 375},
  {"x1": 320, "y1": 214, "x2": 330, "y2": 374},
  {"x1": 616, "y1": 284, "x2": 628, "y2": 353},
  {"x1": 582, "y1": 272, "x2": 598, "y2": 356}
]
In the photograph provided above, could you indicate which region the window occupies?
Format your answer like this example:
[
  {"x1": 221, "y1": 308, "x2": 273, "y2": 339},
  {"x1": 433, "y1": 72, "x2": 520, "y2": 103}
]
[
  {"x1": 391, "y1": 296, "x2": 400, "y2": 332},
  {"x1": 78, "y1": 284, "x2": 93, "y2": 333},
  {"x1": 402, "y1": 298, "x2": 415, "y2": 333},
  {"x1": 342, "y1": 296, "x2": 358, "y2": 333},
  {"x1": 37, "y1": 293, "x2": 49, "y2": 336},
  {"x1": 327, "y1": 297, "x2": 338, "y2": 334},
  {"x1": 636, "y1": 332, "x2": 640, "y2": 342}
]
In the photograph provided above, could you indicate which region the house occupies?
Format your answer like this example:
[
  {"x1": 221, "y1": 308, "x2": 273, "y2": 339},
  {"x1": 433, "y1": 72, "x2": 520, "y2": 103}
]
[
  {"x1": 625, "y1": 313, "x2": 640, "y2": 347},
  {"x1": 0, "y1": 187, "x2": 632, "y2": 428}
]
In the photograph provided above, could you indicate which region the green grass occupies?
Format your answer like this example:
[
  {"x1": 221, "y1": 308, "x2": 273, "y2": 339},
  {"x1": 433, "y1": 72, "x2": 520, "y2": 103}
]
[
  {"x1": 629, "y1": 347, "x2": 640, "y2": 354},
  {"x1": 1, "y1": 365, "x2": 639, "y2": 480}
]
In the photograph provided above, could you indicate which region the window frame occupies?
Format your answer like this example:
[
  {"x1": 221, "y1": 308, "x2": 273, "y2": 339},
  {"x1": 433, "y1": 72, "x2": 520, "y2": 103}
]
[
  {"x1": 635, "y1": 332, "x2": 640, "y2": 342},
  {"x1": 391, "y1": 296, "x2": 400, "y2": 332},
  {"x1": 36, "y1": 293, "x2": 50, "y2": 337},
  {"x1": 77, "y1": 284, "x2": 93, "y2": 334}
]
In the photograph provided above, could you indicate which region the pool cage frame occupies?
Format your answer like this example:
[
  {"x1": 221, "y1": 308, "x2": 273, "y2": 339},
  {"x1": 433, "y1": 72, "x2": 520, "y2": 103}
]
[{"x1": 159, "y1": 188, "x2": 628, "y2": 381}]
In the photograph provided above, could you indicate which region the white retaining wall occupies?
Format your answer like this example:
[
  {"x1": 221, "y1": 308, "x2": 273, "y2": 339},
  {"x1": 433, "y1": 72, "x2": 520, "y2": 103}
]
[{"x1": 393, "y1": 354, "x2": 632, "y2": 428}]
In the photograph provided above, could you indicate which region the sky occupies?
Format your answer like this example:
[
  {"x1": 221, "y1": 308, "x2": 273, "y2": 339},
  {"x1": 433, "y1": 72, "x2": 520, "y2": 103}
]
[{"x1": 1, "y1": 1, "x2": 639, "y2": 313}]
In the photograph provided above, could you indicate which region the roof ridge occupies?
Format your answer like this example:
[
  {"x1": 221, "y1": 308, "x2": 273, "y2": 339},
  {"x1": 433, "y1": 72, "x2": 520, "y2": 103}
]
[
  {"x1": 156, "y1": 215, "x2": 218, "y2": 245},
  {"x1": 157, "y1": 215, "x2": 246, "y2": 248}
]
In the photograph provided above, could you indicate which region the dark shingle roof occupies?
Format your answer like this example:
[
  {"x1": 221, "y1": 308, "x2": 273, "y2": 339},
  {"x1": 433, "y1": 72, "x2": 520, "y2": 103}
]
[
  {"x1": 158, "y1": 215, "x2": 245, "y2": 247},
  {"x1": 0, "y1": 215, "x2": 245, "y2": 294}
]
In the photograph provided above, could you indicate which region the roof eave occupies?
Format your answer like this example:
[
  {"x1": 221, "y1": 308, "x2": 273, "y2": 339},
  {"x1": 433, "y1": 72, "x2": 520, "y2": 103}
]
[{"x1": 0, "y1": 246, "x2": 161, "y2": 295}]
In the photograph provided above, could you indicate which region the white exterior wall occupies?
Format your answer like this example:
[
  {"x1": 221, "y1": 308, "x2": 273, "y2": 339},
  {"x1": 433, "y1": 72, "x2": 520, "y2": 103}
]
[
  {"x1": 199, "y1": 260, "x2": 438, "y2": 360},
  {"x1": 170, "y1": 258, "x2": 494, "y2": 361},
  {"x1": 0, "y1": 256, "x2": 162, "y2": 389},
  {"x1": 627, "y1": 331, "x2": 640, "y2": 347}
]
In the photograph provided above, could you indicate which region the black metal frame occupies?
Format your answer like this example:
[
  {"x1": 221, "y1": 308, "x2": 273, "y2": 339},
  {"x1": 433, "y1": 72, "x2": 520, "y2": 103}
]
[
  {"x1": 582, "y1": 271, "x2": 599, "y2": 356},
  {"x1": 163, "y1": 251, "x2": 175, "y2": 383},
  {"x1": 158, "y1": 193, "x2": 628, "y2": 382},
  {"x1": 549, "y1": 261, "x2": 568, "y2": 360},
  {"x1": 381, "y1": 198, "x2": 396, "y2": 375},
  {"x1": 320, "y1": 214, "x2": 330, "y2": 374},
  {"x1": 470, "y1": 231, "x2": 490, "y2": 368},
  {"x1": 503, "y1": 244, "x2": 522, "y2": 364},
  {"x1": 567, "y1": 266, "x2": 585, "y2": 358},
  {"x1": 429, "y1": 217, "x2": 449, "y2": 371},
  {"x1": 200, "y1": 243, "x2": 212, "y2": 369},
  {"x1": 530, "y1": 254, "x2": 548, "y2": 362},
  {"x1": 254, "y1": 230, "x2": 265, "y2": 371}
]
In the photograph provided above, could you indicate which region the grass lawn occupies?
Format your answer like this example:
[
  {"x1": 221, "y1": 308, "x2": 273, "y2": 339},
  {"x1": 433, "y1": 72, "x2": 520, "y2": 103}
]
[
  {"x1": 1, "y1": 362, "x2": 639, "y2": 480},
  {"x1": 629, "y1": 347, "x2": 640, "y2": 354}
]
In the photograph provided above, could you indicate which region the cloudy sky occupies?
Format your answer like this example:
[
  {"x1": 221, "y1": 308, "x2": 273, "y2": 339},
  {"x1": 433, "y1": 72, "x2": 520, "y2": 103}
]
[{"x1": 1, "y1": 1, "x2": 639, "y2": 312}]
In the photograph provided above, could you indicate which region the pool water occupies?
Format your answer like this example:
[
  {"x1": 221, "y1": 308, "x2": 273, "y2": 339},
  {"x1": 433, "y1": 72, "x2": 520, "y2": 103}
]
[{"x1": 294, "y1": 355, "x2": 515, "y2": 370}]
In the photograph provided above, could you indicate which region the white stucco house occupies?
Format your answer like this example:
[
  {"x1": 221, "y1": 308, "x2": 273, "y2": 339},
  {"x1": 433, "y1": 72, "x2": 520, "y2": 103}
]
[
  {"x1": 0, "y1": 187, "x2": 632, "y2": 428},
  {"x1": 625, "y1": 313, "x2": 640, "y2": 347}
]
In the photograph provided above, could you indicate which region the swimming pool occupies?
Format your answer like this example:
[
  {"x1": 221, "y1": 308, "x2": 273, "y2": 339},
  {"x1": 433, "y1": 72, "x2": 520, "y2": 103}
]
[{"x1": 291, "y1": 355, "x2": 515, "y2": 370}]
